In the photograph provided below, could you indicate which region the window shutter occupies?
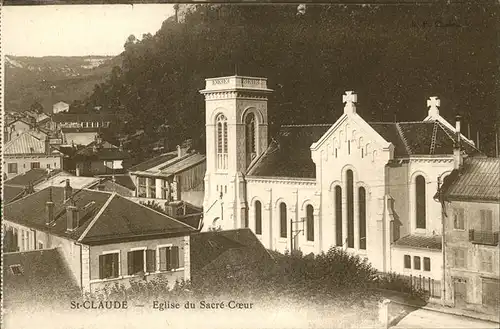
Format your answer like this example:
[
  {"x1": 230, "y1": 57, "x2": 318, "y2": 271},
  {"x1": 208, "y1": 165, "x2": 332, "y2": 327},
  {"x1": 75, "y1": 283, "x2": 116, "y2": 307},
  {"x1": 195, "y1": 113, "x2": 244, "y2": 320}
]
[
  {"x1": 166, "y1": 247, "x2": 172, "y2": 271},
  {"x1": 171, "y1": 246, "x2": 179, "y2": 270},
  {"x1": 99, "y1": 255, "x2": 105, "y2": 279},
  {"x1": 127, "y1": 251, "x2": 134, "y2": 275},
  {"x1": 146, "y1": 249, "x2": 156, "y2": 273},
  {"x1": 159, "y1": 247, "x2": 167, "y2": 271}
]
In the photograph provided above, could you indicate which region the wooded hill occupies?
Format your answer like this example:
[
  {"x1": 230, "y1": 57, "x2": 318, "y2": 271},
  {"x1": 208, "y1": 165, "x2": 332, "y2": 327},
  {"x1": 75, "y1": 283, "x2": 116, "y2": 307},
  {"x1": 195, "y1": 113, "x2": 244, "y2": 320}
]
[{"x1": 81, "y1": 4, "x2": 499, "y2": 156}]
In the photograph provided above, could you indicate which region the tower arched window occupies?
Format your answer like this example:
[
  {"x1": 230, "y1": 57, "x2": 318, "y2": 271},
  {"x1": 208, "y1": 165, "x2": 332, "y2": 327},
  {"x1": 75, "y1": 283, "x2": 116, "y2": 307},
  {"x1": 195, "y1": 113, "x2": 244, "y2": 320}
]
[
  {"x1": 335, "y1": 186, "x2": 342, "y2": 246},
  {"x1": 359, "y1": 187, "x2": 366, "y2": 250},
  {"x1": 255, "y1": 201, "x2": 262, "y2": 235},
  {"x1": 245, "y1": 113, "x2": 257, "y2": 167},
  {"x1": 347, "y1": 170, "x2": 354, "y2": 248},
  {"x1": 280, "y1": 202, "x2": 287, "y2": 238},
  {"x1": 306, "y1": 205, "x2": 314, "y2": 241},
  {"x1": 216, "y1": 114, "x2": 228, "y2": 169},
  {"x1": 416, "y1": 175, "x2": 426, "y2": 229}
]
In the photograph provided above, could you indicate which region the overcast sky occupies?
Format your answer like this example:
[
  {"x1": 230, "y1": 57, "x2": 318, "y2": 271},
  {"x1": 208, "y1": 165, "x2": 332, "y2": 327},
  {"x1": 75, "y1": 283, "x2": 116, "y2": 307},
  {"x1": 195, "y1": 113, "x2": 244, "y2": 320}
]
[{"x1": 3, "y1": 5, "x2": 175, "y2": 57}]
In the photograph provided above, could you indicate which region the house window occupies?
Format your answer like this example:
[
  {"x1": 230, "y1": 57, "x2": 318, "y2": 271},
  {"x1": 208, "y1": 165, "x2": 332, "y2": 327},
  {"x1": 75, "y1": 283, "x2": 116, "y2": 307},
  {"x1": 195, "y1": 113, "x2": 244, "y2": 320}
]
[
  {"x1": 46, "y1": 164, "x2": 51, "y2": 169},
  {"x1": 480, "y1": 209, "x2": 493, "y2": 231},
  {"x1": 453, "y1": 208, "x2": 465, "y2": 230},
  {"x1": 30, "y1": 162, "x2": 40, "y2": 169},
  {"x1": 335, "y1": 186, "x2": 342, "y2": 246},
  {"x1": 7, "y1": 163, "x2": 18, "y2": 174},
  {"x1": 127, "y1": 250, "x2": 145, "y2": 275},
  {"x1": 482, "y1": 279, "x2": 500, "y2": 307},
  {"x1": 346, "y1": 170, "x2": 354, "y2": 248},
  {"x1": 147, "y1": 178, "x2": 156, "y2": 198},
  {"x1": 38, "y1": 241, "x2": 44, "y2": 250},
  {"x1": 137, "y1": 177, "x2": 147, "y2": 197},
  {"x1": 216, "y1": 114, "x2": 228, "y2": 170},
  {"x1": 481, "y1": 251, "x2": 493, "y2": 273},
  {"x1": 159, "y1": 246, "x2": 180, "y2": 271},
  {"x1": 255, "y1": 201, "x2": 262, "y2": 235},
  {"x1": 415, "y1": 175, "x2": 426, "y2": 229},
  {"x1": 161, "y1": 180, "x2": 171, "y2": 200},
  {"x1": 414, "y1": 256, "x2": 421, "y2": 270},
  {"x1": 280, "y1": 202, "x2": 287, "y2": 238},
  {"x1": 424, "y1": 257, "x2": 431, "y2": 271},
  {"x1": 454, "y1": 249, "x2": 466, "y2": 268},
  {"x1": 306, "y1": 205, "x2": 314, "y2": 242},
  {"x1": 99, "y1": 253, "x2": 120, "y2": 279},
  {"x1": 359, "y1": 187, "x2": 367, "y2": 250},
  {"x1": 404, "y1": 255, "x2": 411, "y2": 269}
]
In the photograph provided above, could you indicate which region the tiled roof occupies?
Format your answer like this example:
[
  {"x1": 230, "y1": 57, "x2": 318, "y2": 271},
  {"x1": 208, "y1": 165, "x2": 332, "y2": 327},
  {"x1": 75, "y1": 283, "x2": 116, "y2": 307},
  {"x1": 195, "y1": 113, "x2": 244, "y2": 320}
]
[
  {"x1": 3, "y1": 249, "x2": 80, "y2": 307},
  {"x1": 441, "y1": 157, "x2": 500, "y2": 202},
  {"x1": 4, "y1": 169, "x2": 62, "y2": 187},
  {"x1": 190, "y1": 228, "x2": 272, "y2": 273},
  {"x1": 4, "y1": 131, "x2": 51, "y2": 155},
  {"x1": 3, "y1": 186, "x2": 27, "y2": 204},
  {"x1": 248, "y1": 124, "x2": 330, "y2": 178},
  {"x1": 248, "y1": 120, "x2": 481, "y2": 179},
  {"x1": 160, "y1": 153, "x2": 206, "y2": 176},
  {"x1": 4, "y1": 187, "x2": 194, "y2": 245},
  {"x1": 393, "y1": 234, "x2": 442, "y2": 250},
  {"x1": 35, "y1": 174, "x2": 100, "y2": 191},
  {"x1": 52, "y1": 113, "x2": 116, "y2": 123},
  {"x1": 97, "y1": 175, "x2": 136, "y2": 191},
  {"x1": 75, "y1": 140, "x2": 130, "y2": 160},
  {"x1": 129, "y1": 152, "x2": 177, "y2": 172}
]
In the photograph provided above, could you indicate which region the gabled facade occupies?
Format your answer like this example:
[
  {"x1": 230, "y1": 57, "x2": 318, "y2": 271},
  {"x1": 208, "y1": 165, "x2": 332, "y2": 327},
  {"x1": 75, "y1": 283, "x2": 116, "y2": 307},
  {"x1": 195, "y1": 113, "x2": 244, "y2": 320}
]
[
  {"x1": 73, "y1": 137, "x2": 130, "y2": 176},
  {"x1": 439, "y1": 157, "x2": 499, "y2": 315},
  {"x1": 3, "y1": 184, "x2": 195, "y2": 294},
  {"x1": 202, "y1": 75, "x2": 480, "y2": 281}
]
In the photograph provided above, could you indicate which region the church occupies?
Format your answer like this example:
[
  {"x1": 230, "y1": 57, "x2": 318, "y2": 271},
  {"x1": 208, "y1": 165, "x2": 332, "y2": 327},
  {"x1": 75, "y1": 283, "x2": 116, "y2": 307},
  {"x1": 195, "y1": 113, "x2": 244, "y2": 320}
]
[{"x1": 201, "y1": 75, "x2": 480, "y2": 277}]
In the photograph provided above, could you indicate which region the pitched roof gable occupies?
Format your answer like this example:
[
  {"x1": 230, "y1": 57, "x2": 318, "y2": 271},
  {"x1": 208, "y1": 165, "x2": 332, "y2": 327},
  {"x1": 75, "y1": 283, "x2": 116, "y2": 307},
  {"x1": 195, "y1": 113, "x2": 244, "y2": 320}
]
[
  {"x1": 129, "y1": 152, "x2": 178, "y2": 172},
  {"x1": 4, "y1": 168, "x2": 62, "y2": 187},
  {"x1": 4, "y1": 131, "x2": 50, "y2": 155}
]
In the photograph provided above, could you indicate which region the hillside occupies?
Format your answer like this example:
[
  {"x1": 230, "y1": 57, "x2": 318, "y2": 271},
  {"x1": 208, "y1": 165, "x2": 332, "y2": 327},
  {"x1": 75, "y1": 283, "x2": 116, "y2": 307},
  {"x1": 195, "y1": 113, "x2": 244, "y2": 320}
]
[{"x1": 4, "y1": 55, "x2": 120, "y2": 112}]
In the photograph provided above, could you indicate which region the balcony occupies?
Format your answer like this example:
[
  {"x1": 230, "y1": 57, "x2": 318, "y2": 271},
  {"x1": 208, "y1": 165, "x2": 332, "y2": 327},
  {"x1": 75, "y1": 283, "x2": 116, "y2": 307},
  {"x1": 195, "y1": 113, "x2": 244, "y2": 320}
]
[{"x1": 468, "y1": 230, "x2": 499, "y2": 246}]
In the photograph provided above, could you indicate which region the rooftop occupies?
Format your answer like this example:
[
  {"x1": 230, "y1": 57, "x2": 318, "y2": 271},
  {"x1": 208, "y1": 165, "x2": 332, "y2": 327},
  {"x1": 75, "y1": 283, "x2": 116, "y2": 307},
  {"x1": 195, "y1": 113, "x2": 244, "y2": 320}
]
[
  {"x1": 440, "y1": 157, "x2": 500, "y2": 202},
  {"x1": 128, "y1": 152, "x2": 178, "y2": 172},
  {"x1": 35, "y1": 174, "x2": 100, "y2": 191},
  {"x1": 200, "y1": 75, "x2": 272, "y2": 93},
  {"x1": 393, "y1": 234, "x2": 442, "y2": 250},
  {"x1": 3, "y1": 185, "x2": 27, "y2": 204},
  {"x1": 4, "y1": 130, "x2": 55, "y2": 155},
  {"x1": 52, "y1": 112, "x2": 116, "y2": 123},
  {"x1": 4, "y1": 187, "x2": 195, "y2": 245},
  {"x1": 4, "y1": 168, "x2": 63, "y2": 187}
]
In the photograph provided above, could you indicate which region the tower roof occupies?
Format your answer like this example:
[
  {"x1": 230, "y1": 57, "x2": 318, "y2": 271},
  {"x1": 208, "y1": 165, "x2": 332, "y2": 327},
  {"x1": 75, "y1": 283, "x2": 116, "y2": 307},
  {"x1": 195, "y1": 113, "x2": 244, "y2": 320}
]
[{"x1": 200, "y1": 75, "x2": 273, "y2": 94}]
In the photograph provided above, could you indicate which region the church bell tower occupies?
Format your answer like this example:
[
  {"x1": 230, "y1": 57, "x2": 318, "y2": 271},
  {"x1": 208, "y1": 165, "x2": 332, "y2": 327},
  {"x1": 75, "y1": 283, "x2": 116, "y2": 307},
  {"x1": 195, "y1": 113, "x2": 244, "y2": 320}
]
[{"x1": 200, "y1": 76, "x2": 273, "y2": 231}]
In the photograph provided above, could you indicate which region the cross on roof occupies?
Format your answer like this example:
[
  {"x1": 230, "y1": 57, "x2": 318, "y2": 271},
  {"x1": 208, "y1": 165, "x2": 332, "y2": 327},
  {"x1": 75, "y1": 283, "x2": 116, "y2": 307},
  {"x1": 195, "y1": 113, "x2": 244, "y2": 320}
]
[
  {"x1": 427, "y1": 96, "x2": 440, "y2": 108},
  {"x1": 343, "y1": 91, "x2": 357, "y2": 105}
]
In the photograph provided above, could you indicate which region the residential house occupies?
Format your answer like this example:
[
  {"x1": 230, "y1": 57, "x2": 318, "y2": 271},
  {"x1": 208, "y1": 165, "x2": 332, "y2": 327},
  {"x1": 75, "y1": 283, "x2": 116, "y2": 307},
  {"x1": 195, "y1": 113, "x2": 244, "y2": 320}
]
[
  {"x1": 201, "y1": 75, "x2": 481, "y2": 289},
  {"x1": 3, "y1": 248, "x2": 80, "y2": 309},
  {"x1": 73, "y1": 137, "x2": 130, "y2": 177},
  {"x1": 129, "y1": 146, "x2": 206, "y2": 208},
  {"x1": 439, "y1": 156, "x2": 499, "y2": 315},
  {"x1": 190, "y1": 228, "x2": 274, "y2": 284},
  {"x1": 3, "y1": 130, "x2": 63, "y2": 180},
  {"x1": 4, "y1": 115, "x2": 36, "y2": 143},
  {"x1": 51, "y1": 112, "x2": 116, "y2": 146},
  {"x1": 53, "y1": 101, "x2": 70, "y2": 114},
  {"x1": 3, "y1": 183, "x2": 196, "y2": 294}
]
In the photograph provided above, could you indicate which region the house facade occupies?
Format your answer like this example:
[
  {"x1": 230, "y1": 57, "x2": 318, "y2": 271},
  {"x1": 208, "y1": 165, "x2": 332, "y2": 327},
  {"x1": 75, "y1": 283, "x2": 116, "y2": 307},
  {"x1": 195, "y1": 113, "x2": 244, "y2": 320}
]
[
  {"x1": 3, "y1": 184, "x2": 195, "y2": 293},
  {"x1": 53, "y1": 101, "x2": 70, "y2": 114},
  {"x1": 440, "y1": 157, "x2": 499, "y2": 314},
  {"x1": 73, "y1": 137, "x2": 130, "y2": 176},
  {"x1": 201, "y1": 75, "x2": 480, "y2": 281},
  {"x1": 3, "y1": 130, "x2": 63, "y2": 180},
  {"x1": 51, "y1": 112, "x2": 115, "y2": 146}
]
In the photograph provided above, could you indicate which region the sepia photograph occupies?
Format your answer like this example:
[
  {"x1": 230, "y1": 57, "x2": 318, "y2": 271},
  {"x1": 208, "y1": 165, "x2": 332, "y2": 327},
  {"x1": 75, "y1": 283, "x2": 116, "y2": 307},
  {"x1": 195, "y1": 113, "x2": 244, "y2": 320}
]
[{"x1": 1, "y1": 2, "x2": 499, "y2": 328}]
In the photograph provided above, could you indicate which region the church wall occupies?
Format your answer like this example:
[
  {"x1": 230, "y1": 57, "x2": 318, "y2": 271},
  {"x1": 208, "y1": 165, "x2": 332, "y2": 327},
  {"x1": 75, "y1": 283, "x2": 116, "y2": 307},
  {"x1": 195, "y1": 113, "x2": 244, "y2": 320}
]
[
  {"x1": 246, "y1": 178, "x2": 319, "y2": 255},
  {"x1": 387, "y1": 163, "x2": 410, "y2": 241},
  {"x1": 407, "y1": 159, "x2": 454, "y2": 236}
]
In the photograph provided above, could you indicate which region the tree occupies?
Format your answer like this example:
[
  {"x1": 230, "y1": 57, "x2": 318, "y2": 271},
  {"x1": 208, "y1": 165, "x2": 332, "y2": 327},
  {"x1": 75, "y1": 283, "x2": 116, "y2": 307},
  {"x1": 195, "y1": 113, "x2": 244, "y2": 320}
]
[{"x1": 30, "y1": 101, "x2": 44, "y2": 113}]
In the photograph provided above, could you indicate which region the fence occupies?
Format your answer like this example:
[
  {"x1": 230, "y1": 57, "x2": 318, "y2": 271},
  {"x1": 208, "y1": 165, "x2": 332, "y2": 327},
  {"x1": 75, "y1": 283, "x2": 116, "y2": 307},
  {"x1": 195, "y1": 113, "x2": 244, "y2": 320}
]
[{"x1": 375, "y1": 272, "x2": 441, "y2": 299}]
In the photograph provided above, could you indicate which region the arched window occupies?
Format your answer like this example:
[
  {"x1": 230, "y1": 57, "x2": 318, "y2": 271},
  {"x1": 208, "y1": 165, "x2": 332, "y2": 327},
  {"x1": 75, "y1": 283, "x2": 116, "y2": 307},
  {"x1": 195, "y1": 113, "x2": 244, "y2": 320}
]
[
  {"x1": 216, "y1": 114, "x2": 228, "y2": 169},
  {"x1": 306, "y1": 205, "x2": 314, "y2": 241},
  {"x1": 347, "y1": 170, "x2": 354, "y2": 248},
  {"x1": 416, "y1": 175, "x2": 426, "y2": 229},
  {"x1": 245, "y1": 113, "x2": 256, "y2": 167},
  {"x1": 335, "y1": 186, "x2": 342, "y2": 246},
  {"x1": 280, "y1": 202, "x2": 287, "y2": 238},
  {"x1": 359, "y1": 187, "x2": 366, "y2": 250},
  {"x1": 255, "y1": 201, "x2": 262, "y2": 235}
]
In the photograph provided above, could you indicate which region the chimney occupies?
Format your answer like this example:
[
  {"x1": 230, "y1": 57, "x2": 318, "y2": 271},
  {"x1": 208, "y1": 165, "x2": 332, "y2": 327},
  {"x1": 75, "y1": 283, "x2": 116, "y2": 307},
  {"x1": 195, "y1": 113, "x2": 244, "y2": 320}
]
[
  {"x1": 177, "y1": 145, "x2": 183, "y2": 158},
  {"x1": 453, "y1": 115, "x2": 463, "y2": 170},
  {"x1": 66, "y1": 203, "x2": 79, "y2": 231},
  {"x1": 46, "y1": 188, "x2": 55, "y2": 225},
  {"x1": 64, "y1": 179, "x2": 73, "y2": 201},
  {"x1": 44, "y1": 136, "x2": 50, "y2": 154}
]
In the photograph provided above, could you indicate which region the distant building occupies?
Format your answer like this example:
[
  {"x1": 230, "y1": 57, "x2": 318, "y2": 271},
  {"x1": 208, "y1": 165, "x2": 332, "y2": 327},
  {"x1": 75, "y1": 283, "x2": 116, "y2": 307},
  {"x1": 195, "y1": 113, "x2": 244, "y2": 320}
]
[
  {"x1": 73, "y1": 137, "x2": 130, "y2": 176},
  {"x1": 129, "y1": 146, "x2": 206, "y2": 208},
  {"x1": 439, "y1": 157, "x2": 499, "y2": 314},
  {"x1": 3, "y1": 131, "x2": 63, "y2": 180},
  {"x1": 4, "y1": 116, "x2": 36, "y2": 143},
  {"x1": 51, "y1": 112, "x2": 115, "y2": 146},
  {"x1": 3, "y1": 183, "x2": 195, "y2": 294},
  {"x1": 53, "y1": 101, "x2": 69, "y2": 114}
]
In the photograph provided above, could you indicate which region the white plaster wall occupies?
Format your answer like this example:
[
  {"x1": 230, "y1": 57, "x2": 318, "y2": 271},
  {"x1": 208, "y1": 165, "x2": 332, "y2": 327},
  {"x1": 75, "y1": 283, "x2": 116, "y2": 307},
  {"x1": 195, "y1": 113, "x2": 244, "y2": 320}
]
[{"x1": 391, "y1": 246, "x2": 442, "y2": 280}]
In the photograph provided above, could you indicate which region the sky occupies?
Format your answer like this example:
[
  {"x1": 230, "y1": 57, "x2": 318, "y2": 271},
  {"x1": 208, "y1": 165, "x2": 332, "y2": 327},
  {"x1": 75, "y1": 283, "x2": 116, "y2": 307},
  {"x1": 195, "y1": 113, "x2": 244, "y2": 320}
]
[{"x1": 3, "y1": 5, "x2": 175, "y2": 57}]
